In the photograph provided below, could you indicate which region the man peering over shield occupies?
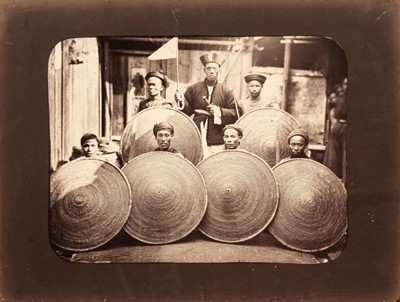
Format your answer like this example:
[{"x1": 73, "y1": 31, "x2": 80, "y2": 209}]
[
  {"x1": 222, "y1": 124, "x2": 243, "y2": 150},
  {"x1": 153, "y1": 122, "x2": 184, "y2": 158},
  {"x1": 280, "y1": 128, "x2": 310, "y2": 163}
]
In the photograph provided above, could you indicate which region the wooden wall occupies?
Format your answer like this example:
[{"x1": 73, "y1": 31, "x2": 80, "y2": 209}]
[{"x1": 48, "y1": 38, "x2": 102, "y2": 171}]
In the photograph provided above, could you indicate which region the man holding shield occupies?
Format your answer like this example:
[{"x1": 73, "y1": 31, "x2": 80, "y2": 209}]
[{"x1": 174, "y1": 52, "x2": 239, "y2": 155}]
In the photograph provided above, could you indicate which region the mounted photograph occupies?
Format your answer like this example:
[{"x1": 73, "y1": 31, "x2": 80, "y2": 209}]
[{"x1": 48, "y1": 36, "x2": 348, "y2": 264}]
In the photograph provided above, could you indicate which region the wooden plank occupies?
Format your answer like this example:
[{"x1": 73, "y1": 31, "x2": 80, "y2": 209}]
[
  {"x1": 103, "y1": 39, "x2": 112, "y2": 140},
  {"x1": 111, "y1": 54, "x2": 127, "y2": 136}
]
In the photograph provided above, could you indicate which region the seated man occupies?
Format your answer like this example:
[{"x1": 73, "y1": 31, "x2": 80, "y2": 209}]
[
  {"x1": 153, "y1": 122, "x2": 183, "y2": 157},
  {"x1": 222, "y1": 124, "x2": 243, "y2": 150},
  {"x1": 69, "y1": 133, "x2": 123, "y2": 167},
  {"x1": 280, "y1": 128, "x2": 310, "y2": 163},
  {"x1": 138, "y1": 71, "x2": 174, "y2": 112}
]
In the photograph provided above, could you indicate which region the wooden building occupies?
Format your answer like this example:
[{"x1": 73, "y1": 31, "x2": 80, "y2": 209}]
[{"x1": 48, "y1": 36, "x2": 346, "y2": 171}]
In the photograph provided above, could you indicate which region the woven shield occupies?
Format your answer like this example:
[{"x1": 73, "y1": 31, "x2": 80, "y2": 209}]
[
  {"x1": 236, "y1": 108, "x2": 301, "y2": 167},
  {"x1": 121, "y1": 152, "x2": 207, "y2": 244},
  {"x1": 50, "y1": 158, "x2": 132, "y2": 251},
  {"x1": 120, "y1": 107, "x2": 202, "y2": 165},
  {"x1": 196, "y1": 150, "x2": 279, "y2": 243},
  {"x1": 269, "y1": 159, "x2": 348, "y2": 252}
]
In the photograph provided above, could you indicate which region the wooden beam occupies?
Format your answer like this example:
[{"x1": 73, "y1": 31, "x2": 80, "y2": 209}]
[
  {"x1": 107, "y1": 37, "x2": 243, "y2": 46},
  {"x1": 109, "y1": 49, "x2": 152, "y2": 56}
]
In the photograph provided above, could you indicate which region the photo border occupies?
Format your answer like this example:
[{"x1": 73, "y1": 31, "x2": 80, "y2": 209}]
[{"x1": 1, "y1": 0, "x2": 399, "y2": 300}]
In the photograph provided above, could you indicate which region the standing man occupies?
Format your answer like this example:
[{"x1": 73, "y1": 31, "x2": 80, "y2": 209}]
[
  {"x1": 138, "y1": 71, "x2": 174, "y2": 112},
  {"x1": 239, "y1": 73, "x2": 279, "y2": 114},
  {"x1": 174, "y1": 52, "x2": 239, "y2": 155},
  {"x1": 323, "y1": 78, "x2": 347, "y2": 183},
  {"x1": 280, "y1": 128, "x2": 310, "y2": 163}
]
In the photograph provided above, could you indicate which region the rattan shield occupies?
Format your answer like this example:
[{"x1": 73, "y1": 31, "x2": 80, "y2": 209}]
[
  {"x1": 196, "y1": 150, "x2": 279, "y2": 243},
  {"x1": 120, "y1": 107, "x2": 203, "y2": 165},
  {"x1": 121, "y1": 152, "x2": 207, "y2": 244},
  {"x1": 236, "y1": 108, "x2": 301, "y2": 167},
  {"x1": 50, "y1": 158, "x2": 132, "y2": 251},
  {"x1": 269, "y1": 159, "x2": 348, "y2": 252}
]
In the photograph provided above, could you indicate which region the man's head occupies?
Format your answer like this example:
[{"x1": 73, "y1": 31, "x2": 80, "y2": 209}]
[
  {"x1": 145, "y1": 71, "x2": 166, "y2": 97},
  {"x1": 153, "y1": 122, "x2": 174, "y2": 151},
  {"x1": 200, "y1": 52, "x2": 225, "y2": 83},
  {"x1": 287, "y1": 128, "x2": 309, "y2": 158},
  {"x1": 222, "y1": 124, "x2": 243, "y2": 150},
  {"x1": 80, "y1": 133, "x2": 100, "y2": 157},
  {"x1": 244, "y1": 74, "x2": 267, "y2": 99}
]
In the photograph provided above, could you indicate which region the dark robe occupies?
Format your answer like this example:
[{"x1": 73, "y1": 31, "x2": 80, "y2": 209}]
[
  {"x1": 182, "y1": 80, "x2": 238, "y2": 146},
  {"x1": 323, "y1": 93, "x2": 347, "y2": 181}
]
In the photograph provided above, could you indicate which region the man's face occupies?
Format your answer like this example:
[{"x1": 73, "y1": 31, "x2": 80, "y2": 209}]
[
  {"x1": 247, "y1": 80, "x2": 263, "y2": 98},
  {"x1": 155, "y1": 129, "x2": 173, "y2": 150},
  {"x1": 204, "y1": 62, "x2": 220, "y2": 82},
  {"x1": 82, "y1": 139, "x2": 99, "y2": 157},
  {"x1": 147, "y1": 77, "x2": 163, "y2": 97},
  {"x1": 223, "y1": 128, "x2": 241, "y2": 149},
  {"x1": 289, "y1": 135, "x2": 306, "y2": 157}
]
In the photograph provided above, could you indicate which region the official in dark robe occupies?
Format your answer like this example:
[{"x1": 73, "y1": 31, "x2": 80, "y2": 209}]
[{"x1": 174, "y1": 52, "x2": 239, "y2": 154}]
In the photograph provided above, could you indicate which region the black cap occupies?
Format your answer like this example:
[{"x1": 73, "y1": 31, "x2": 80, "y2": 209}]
[{"x1": 244, "y1": 73, "x2": 267, "y2": 84}]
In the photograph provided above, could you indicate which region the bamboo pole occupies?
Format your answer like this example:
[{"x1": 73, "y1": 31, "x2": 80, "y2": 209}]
[{"x1": 282, "y1": 39, "x2": 292, "y2": 112}]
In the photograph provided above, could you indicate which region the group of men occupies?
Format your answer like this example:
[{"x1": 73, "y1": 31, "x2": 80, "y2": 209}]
[
  {"x1": 137, "y1": 52, "x2": 279, "y2": 155},
  {"x1": 72, "y1": 51, "x2": 346, "y2": 181}
]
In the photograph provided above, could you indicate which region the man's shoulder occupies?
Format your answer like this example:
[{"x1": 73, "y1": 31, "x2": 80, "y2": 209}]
[
  {"x1": 188, "y1": 81, "x2": 205, "y2": 89},
  {"x1": 139, "y1": 98, "x2": 150, "y2": 105},
  {"x1": 215, "y1": 82, "x2": 234, "y2": 93}
]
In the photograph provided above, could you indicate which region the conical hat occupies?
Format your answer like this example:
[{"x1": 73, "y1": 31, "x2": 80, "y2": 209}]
[
  {"x1": 120, "y1": 107, "x2": 202, "y2": 165},
  {"x1": 236, "y1": 108, "x2": 301, "y2": 167},
  {"x1": 121, "y1": 152, "x2": 207, "y2": 244},
  {"x1": 196, "y1": 150, "x2": 279, "y2": 243},
  {"x1": 50, "y1": 158, "x2": 132, "y2": 251},
  {"x1": 269, "y1": 159, "x2": 348, "y2": 252}
]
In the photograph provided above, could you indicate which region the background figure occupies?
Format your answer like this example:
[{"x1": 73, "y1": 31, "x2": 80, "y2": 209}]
[
  {"x1": 174, "y1": 52, "x2": 239, "y2": 155},
  {"x1": 280, "y1": 128, "x2": 310, "y2": 163},
  {"x1": 153, "y1": 122, "x2": 183, "y2": 157},
  {"x1": 239, "y1": 73, "x2": 278, "y2": 114},
  {"x1": 323, "y1": 78, "x2": 347, "y2": 183},
  {"x1": 69, "y1": 133, "x2": 123, "y2": 167},
  {"x1": 222, "y1": 124, "x2": 243, "y2": 150},
  {"x1": 138, "y1": 71, "x2": 174, "y2": 112}
]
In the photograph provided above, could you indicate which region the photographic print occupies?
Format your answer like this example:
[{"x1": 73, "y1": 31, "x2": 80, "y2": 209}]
[{"x1": 48, "y1": 36, "x2": 348, "y2": 264}]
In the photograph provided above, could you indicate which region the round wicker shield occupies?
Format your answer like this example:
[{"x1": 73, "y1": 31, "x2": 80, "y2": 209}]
[
  {"x1": 236, "y1": 108, "x2": 301, "y2": 167},
  {"x1": 269, "y1": 159, "x2": 348, "y2": 252},
  {"x1": 196, "y1": 150, "x2": 279, "y2": 243},
  {"x1": 50, "y1": 158, "x2": 132, "y2": 251},
  {"x1": 120, "y1": 107, "x2": 202, "y2": 165},
  {"x1": 121, "y1": 152, "x2": 207, "y2": 244}
]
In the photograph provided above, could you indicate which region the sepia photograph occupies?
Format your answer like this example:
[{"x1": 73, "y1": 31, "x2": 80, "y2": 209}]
[
  {"x1": 1, "y1": 1, "x2": 399, "y2": 301},
  {"x1": 49, "y1": 36, "x2": 348, "y2": 264}
]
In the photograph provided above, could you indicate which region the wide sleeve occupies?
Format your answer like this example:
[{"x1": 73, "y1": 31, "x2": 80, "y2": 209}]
[
  {"x1": 220, "y1": 89, "x2": 239, "y2": 125},
  {"x1": 182, "y1": 86, "x2": 195, "y2": 116}
]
